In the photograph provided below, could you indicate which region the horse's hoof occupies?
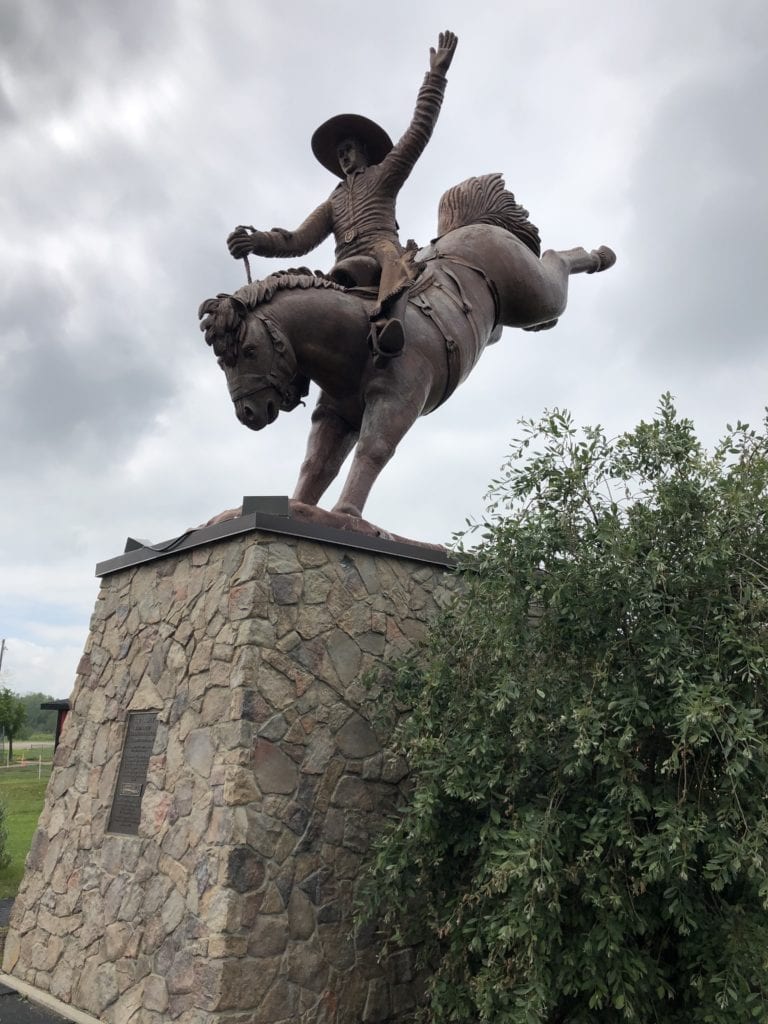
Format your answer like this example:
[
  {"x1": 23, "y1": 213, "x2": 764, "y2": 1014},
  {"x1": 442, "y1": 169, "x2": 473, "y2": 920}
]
[
  {"x1": 523, "y1": 318, "x2": 559, "y2": 332},
  {"x1": 589, "y1": 245, "x2": 616, "y2": 273},
  {"x1": 332, "y1": 503, "x2": 363, "y2": 518}
]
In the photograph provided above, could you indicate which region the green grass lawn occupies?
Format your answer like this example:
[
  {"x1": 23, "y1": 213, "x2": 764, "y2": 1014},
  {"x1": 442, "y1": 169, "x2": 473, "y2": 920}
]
[
  {"x1": 0, "y1": 765, "x2": 52, "y2": 898},
  {"x1": 2, "y1": 743, "x2": 54, "y2": 765}
]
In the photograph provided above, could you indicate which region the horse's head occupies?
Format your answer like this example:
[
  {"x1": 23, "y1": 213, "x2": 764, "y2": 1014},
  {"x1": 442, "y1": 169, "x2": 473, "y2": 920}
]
[{"x1": 199, "y1": 293, "x2": 308, "y2": 431}]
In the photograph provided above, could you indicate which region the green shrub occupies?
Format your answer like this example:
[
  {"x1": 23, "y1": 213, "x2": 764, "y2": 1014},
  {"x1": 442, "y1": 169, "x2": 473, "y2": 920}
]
[{"x1": 362, "y1": 396, "x2": 768, "y2": 1023}]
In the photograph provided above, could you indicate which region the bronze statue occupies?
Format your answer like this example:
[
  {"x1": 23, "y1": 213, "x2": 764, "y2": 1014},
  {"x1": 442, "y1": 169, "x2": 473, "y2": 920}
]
[
  {"x1": 202, "y1": 31, "x2": 615, "y2": 521},
  {"x1": 227, "y1": 30, "x2": 458, "y2": 368}
]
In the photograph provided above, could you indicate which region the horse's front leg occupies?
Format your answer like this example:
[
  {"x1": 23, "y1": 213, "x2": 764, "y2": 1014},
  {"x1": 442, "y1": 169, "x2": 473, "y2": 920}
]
[
  {"x1": 332, "y1": 385, "x2": 422, "y2": 519},
  {"x1": 292, "y1": 403, "x2": 358, "y2": 507}
]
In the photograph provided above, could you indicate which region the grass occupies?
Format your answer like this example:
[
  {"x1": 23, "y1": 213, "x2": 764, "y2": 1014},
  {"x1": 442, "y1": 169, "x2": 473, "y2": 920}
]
[
  {"x1": 0, "y1": 764, "x2": 52, "y2": 898},
  {"x1": 2, "y1": 744, "x2": 54, "y2": 765}
]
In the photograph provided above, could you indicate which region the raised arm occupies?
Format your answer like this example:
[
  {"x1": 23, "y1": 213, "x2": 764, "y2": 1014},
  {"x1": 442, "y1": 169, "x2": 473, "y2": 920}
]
[
  {"x1": 379, "y1": 30, "x2": 458, "y2": 191},
  {"x1": 227, "y1": 200, "x2": 334, "y2": 260}
]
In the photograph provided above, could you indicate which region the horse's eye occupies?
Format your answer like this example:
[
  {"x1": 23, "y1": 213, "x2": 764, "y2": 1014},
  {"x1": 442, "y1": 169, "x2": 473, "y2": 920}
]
[{"x1": 241, "y1": 344, "x2": 258, "y2": 359}]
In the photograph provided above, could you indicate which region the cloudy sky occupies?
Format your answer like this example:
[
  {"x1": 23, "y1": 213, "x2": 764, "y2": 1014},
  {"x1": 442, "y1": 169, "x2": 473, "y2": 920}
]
[{"x1": 1, "y1": 0, "x2": 765, "y2": 699}]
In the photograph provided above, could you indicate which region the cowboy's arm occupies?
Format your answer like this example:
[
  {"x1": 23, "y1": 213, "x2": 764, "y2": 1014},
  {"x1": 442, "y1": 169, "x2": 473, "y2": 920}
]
[
  {"x1": 380, "y1": 30, "x2": 458, "y2": 190},
  {"x1": 228, "y1": 201, "x2": 333, "y2": 259}
]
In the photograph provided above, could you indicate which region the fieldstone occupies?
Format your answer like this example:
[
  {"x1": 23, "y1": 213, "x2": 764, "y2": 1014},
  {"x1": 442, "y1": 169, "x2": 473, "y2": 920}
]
[
  {"x1": 253, "y1": 739, "x2": 298, "y2": 794},
  {"x1": 287, "y1": 888, "x2": 315, "y2": 940},
  {"x1": 184, "y1": 729, "x2": 215, "y2": 778},
  {"x1": 166, "y1": 950, "x2": 196, "y2": 994},
  {"x1": 301, "y1": 728, "x2": 336, "y2": 775},
  {"x1": 363, "y1": 978, "x2": 391, "y2": 1022},
  {"x1": 223, "y1": 766, "x2": 261, "y2": 805},
  {"x1": 248, "y1": 914, "x2": 289, "y2": 957},
  {"x1": 201, "y1": 686, "x2": 231, "y2": 726},
  {"x1": 255, "y1": 977, "x2": 299, "y2": 1023},
  {"x1": 74, "y1": 958, "x2": 119, "y2": 1015},
  {"x1": 238, "y1": 617, "x2": 276, "y2": 647},
  {"x1": 285, "y1": 939, "x2": 329, "y2": 993},
  {"x1": 299, "y1": 867, "x2": 335, "y2": 906},
  {"x1": 332, "y1": 775, "x2": 374, "y2": 811},
  {"x1": 160, "y1": 889, "x2": 187, "y2": 934},
  {"x1": 233, "y1": 541, "x2": 268, "y2": 582},
  {"x1": 296, "y1": 604, "x2": 333, "y2": 638},
  {"x1": 285, "y1": 803, "x2": 310, "y2": 836},
  {"x1": 296, "y1": 540, "x2": 328, "y2": 568},
  {"x1": 103, "y1": 921, "x2": 134, "y2": 959},
  {"x1": 143, "y1": 973, "x2": 169, "y2": 1013},
  {"x1": 259, "y1": 713, "x2": 289, "y2": 741},
  {"x1": 271, "y1": 572, "x2": 303, "y2": 605},
  {"x1": 319, "y1": 921, "x2": 355, "y2": 969},
  {"x1": 225, "y1": 845, "x2": 265, "y2": 893},
  {"x1": 302, "y1": 569, "x2": 333, "y2": 605},
  {"x1": 202, "y1": 886, "x2": 242, "y2": 933},
  {"x1": 256, "y1": 664, "x2": 296, "y2": 710},
  {"x1": 208, "y1": 934, "x2": 248, "y2": 958},
  {"x1": 336, "y1": 713, "x2": 380, "y2": 758},
  {"x1": 2, "y1": 929, "x2": 20, "y2": 972},
  {"x1": 326, "y1": 630, "x2": 362, "y2": 685},
  {"x1": 268, "y1": 542, "x2": 302, "y2": 574},
  {"x1": 392, "y1": 983, "x2": 417, "y2": 1014},
  {"x1": 381, "y1": 752, "x2": 410, "y2": 783}
]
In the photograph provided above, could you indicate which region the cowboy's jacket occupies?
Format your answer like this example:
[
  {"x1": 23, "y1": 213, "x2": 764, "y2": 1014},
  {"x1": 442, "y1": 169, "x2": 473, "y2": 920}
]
[{"x1": 250, "y1": 71, "x2": 447, "y2": 262}]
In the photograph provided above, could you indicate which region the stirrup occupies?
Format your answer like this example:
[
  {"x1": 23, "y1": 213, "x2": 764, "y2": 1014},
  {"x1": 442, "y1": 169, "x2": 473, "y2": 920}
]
[
  {"x1": 369, "y1": 318, "x2": 405, "y2": 369},
  {"x1": 377, "y1": 318, "x2": 405, "y2": 356}
]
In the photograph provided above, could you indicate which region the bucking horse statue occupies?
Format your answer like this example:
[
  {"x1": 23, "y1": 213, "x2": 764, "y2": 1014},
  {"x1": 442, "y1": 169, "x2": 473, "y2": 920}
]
[{"x1": 199, "y1": 173, "x2": 615, "y2": 520}]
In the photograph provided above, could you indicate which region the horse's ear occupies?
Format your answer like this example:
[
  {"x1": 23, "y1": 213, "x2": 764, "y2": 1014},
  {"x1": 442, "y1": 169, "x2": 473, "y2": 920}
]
[{"x1": 228, "y1": 295, "x2": 248, "y2": 317}]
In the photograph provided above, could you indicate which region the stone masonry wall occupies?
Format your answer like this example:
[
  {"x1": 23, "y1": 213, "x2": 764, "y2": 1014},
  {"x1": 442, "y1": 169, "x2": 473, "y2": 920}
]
[{"x1": 3, "y1": 529, "x2": 454, "y2": 1024}]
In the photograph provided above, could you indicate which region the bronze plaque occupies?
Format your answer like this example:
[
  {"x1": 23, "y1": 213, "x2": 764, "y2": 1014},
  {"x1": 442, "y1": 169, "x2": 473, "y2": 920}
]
[{"x1": 107, "y1": 711, "x2": 159, "y2": 835}]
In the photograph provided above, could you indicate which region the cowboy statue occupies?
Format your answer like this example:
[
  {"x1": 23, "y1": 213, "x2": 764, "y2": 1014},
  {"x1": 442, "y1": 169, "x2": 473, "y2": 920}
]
[{"x1": 227, "y1": 30, "x2": 458, "y2": 368}]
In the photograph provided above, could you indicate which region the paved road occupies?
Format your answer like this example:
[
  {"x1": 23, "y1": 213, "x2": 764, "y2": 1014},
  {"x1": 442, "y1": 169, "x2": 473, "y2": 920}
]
[{"x1": 0, "y1": 982, "x2": 71, "y2": 1023}]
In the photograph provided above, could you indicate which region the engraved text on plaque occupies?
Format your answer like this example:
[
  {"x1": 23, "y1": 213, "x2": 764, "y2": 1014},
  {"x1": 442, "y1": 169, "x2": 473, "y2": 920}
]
[{"x1": 107, "y1": 710, "x2": 159, "y2": 835}]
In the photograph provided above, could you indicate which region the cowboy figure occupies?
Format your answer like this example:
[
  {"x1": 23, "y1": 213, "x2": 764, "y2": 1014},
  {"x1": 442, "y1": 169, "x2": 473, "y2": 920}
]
[{"x1": 227, "y1": 30, "x2": 458, "y2": 367}]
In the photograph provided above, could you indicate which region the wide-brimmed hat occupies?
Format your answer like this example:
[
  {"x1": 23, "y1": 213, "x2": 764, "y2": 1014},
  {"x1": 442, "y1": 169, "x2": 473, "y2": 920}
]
[{"x1": 311, "y1": 114, "x2": 393, "y2": 178}]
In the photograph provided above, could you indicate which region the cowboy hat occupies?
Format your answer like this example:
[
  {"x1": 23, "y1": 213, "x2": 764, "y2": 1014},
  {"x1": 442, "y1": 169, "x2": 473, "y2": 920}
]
[{"x1": 311, "y1": 114, "x2": 393, "y2": 178}]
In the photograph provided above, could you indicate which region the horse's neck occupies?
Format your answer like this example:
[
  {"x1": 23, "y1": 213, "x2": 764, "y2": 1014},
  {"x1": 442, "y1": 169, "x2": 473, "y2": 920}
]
[{"x1": 271, "y1": 289, "x2": 370, "y2": 391}]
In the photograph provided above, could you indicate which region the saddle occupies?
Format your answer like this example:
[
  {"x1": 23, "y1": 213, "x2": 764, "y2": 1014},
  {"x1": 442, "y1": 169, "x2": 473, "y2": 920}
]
[{"x1": 328, "y1": 255, "x2": 382, "y2": 290}]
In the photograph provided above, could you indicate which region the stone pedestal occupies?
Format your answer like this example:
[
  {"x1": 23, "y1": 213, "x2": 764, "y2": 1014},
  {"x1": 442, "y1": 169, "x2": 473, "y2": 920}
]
[{"x1": 2, "y1": 517, "x2": 453, "y2": 1023}]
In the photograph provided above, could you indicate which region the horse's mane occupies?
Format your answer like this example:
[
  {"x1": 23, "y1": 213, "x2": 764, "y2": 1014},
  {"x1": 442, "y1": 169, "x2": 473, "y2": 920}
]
[
  {"x1": 200, "y1": 270, "x2": 350, "y2": 367},
  {"x1": 234, "y1": 269, "x2": 348, "y2": 309},
  {"x1": 437, "y1": 173, "x2": 541, "y2": 257}
]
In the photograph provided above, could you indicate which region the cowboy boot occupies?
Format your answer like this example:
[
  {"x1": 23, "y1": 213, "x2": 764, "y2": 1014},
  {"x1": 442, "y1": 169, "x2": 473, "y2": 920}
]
[{"x1": 370, "y1": 292, "x2": 408, "y2": 369}]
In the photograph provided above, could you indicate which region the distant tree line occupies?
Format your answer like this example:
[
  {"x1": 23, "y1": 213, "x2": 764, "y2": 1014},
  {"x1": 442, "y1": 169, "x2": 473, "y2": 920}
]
[
  {"x1": 15, "y1": 691, "x2": 60, "y2": 738},
  {"x1": 0, "y1": 690, "x2": 59, "y2": 755}
]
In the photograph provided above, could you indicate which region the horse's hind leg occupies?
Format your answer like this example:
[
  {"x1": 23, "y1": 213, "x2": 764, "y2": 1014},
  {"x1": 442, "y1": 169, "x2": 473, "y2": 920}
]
[
  {"x1": 292, "y1": 403, "x2": 358, "y2": 507},
  {"x1": 523, "y1": 245, "x2": 616, "y2": 331},
  {"x1": 543, "y1": 245, "x2": 616, "y2": 277}
]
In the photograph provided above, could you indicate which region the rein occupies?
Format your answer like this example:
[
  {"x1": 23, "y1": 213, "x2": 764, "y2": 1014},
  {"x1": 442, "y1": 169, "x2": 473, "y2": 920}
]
[{"x1": 231, "y1": 313, "x2": 309, "y2": 412}]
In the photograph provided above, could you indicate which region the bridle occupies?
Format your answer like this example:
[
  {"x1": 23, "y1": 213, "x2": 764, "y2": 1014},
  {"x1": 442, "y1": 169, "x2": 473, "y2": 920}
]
[{"x1": 227, "y1": 313, "x2": 309, "y2": 413}]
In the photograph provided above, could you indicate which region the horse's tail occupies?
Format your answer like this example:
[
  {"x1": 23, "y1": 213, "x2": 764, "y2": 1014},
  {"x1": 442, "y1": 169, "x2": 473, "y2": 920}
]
[
  {"x1": 198, "y1": 293, "x2": 248, "y2": 366},
  {"x1": 436, "y1": 173, "x2": 541, "y2": 257}
]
